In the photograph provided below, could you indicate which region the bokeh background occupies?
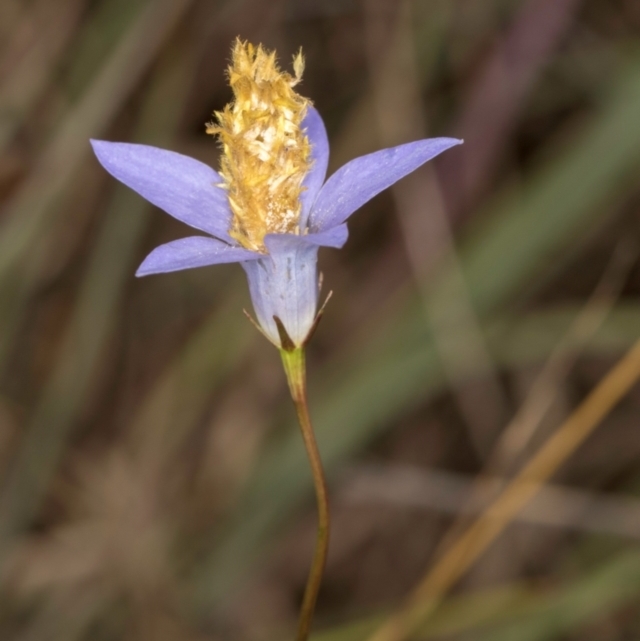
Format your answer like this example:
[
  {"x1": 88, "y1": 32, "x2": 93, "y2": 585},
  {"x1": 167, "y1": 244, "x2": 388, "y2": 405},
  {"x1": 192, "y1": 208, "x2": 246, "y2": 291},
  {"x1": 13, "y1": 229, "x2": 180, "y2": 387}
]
[{"x1": 2, "y1": 0, "x2": 640, "y2": 639}]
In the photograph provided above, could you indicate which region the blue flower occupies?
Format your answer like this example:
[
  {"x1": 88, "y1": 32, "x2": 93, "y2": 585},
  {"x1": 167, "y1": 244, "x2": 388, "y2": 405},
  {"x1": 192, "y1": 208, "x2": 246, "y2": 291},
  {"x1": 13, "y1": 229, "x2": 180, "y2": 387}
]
[{"x1": 91, "y1": 42, "x2": 461, "y2": 349}]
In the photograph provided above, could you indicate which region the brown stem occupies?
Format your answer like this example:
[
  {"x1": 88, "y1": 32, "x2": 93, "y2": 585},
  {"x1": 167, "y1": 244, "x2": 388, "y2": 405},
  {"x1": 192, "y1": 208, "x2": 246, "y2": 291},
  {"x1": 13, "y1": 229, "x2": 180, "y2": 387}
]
[{"x1": 280, "y1": 347, "x2": 330, "y2": 641}]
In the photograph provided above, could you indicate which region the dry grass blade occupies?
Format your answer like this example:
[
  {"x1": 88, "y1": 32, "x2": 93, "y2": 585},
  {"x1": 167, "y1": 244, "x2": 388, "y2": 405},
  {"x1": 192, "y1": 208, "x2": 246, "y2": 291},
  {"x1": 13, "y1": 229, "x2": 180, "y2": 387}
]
[
  {"x1": 0, "y1": 18, "x2": 197, "y2": 557},
  {"x1": 366, "y1": 336, "x2": 640, "y2": 641},
  {"x1": 0, "y1": 0, "x2": 193, "y2": 282},
  {"x1": 440, "y1": 0, "x2": 583, "y2": 218},
  {"x1": 364, "y1": 0, "x2": 508, "y2": 457},
  {"x1": 313, "y1": 548, "x2": 640, "y2": 641},
  {"x1": 491, "y1": 239, "x2": 636, "y2": 471},
  {"x1": 426, "y1": 239, "x2": 637, "y2": 560},
  {"x1": 0, "y1": 0, "x2": 84, "y2": 148},
  {"x1": 127, "y1": 283, "x2": 255, "y2": 467},
  {"x1": 0, "y1": 0, "x2": 23, "y2": 47},
  {"x1": 341, "y1": 463, "x2": 640, "y2": 539}
]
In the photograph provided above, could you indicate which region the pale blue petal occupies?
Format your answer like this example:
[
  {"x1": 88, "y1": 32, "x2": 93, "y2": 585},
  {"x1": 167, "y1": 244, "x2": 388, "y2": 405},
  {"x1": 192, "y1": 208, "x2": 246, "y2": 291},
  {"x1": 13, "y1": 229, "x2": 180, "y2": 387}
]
[
  {"x1": 304, "y1": 223, "x2": 349, "y2": 248},
  {"x1": 136, "y1": 236, "x2": 257, "y2": 277},
  {"x1": 91, "y1": 140, "x2": 234, "y2": 242},
  {"x1": 299, "y1": 106, "x2": 330, "y2": 229},
  {"x1": 242, "y1": 234, "x2": 321, "y2": 347},
  {"x1": 308, "y1": 137, "x2": 463, "y2": 231}
]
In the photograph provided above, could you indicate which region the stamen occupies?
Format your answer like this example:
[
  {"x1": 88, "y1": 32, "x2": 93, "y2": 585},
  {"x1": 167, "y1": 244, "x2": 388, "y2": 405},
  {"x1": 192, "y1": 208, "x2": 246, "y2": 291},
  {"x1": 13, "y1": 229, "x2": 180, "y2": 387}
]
[{"x1": 207, "y1": 39, "x2": 312, "y2": 251}]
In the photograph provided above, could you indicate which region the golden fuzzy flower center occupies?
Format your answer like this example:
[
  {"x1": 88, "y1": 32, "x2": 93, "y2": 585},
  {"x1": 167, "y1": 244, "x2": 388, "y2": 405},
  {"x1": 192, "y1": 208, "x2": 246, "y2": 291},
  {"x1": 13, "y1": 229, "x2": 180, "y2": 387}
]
[{"x1": 206, "y1": 40, "x2": 312, "y2": 252}]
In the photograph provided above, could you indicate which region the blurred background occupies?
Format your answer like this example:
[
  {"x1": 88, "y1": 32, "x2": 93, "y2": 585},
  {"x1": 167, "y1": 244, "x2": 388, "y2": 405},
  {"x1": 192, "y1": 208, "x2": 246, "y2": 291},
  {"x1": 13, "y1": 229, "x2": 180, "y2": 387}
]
[{"x1": 1, "y1": 0, "x2": 640, "y2": 639}]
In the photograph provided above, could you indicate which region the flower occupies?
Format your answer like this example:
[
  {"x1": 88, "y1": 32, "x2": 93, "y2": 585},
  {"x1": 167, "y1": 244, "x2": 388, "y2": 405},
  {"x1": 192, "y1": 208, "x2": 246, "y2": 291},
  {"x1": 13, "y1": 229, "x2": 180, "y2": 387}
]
[{"x1": 91, "y1": 40, "x2": 462, "y2": 349}]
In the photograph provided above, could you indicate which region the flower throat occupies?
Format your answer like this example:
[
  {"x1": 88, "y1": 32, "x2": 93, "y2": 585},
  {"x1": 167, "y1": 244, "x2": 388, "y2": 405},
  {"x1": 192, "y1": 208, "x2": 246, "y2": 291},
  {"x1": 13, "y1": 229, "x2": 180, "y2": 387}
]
[{"x1": 207, "y1": 40, "x2": 312, "y2": 252}]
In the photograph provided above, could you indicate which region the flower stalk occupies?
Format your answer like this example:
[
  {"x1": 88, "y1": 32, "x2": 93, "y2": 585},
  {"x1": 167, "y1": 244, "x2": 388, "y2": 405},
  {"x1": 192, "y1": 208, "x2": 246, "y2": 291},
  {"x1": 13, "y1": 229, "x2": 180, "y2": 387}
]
[{"x1": 280, "y1": 346, "x2": 330, "y2": 641}]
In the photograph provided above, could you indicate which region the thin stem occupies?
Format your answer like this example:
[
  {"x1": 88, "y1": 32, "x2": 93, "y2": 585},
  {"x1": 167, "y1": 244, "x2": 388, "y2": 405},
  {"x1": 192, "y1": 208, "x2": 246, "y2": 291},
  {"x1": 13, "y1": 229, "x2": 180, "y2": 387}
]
[{"x1": 280, "y1": 347, "x2": 330, "y2": 641}]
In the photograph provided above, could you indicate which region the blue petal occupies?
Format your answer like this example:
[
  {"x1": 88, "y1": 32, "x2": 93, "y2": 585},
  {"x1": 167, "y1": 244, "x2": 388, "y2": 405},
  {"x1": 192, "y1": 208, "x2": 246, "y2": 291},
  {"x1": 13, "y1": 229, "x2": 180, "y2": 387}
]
[
  {"x1": 91, "y1": 140, "x2": 234, "y2": 242},
  {"x1": 136, "y1": 236, "x2": 258, "y2": 276},
  {"x1": 242, "y1": 234, "x2": 322, "y2": 347},
  {"x1": 304, "y1": 223, "x2": 349, "y2": 248},
  {"x1": 299, "y1": 106, "x2": 329, "y2": 229},
  {"x1": 308, "y1": 137, "x2": 463, "y2": 232}
]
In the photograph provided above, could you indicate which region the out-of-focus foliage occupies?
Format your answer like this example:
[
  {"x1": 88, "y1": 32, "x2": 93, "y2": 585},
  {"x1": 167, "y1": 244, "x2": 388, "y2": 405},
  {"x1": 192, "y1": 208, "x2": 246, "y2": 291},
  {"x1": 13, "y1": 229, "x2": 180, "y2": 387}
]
[{"x1": 1, "y1": 0, "x2": 640, "y2": 639}]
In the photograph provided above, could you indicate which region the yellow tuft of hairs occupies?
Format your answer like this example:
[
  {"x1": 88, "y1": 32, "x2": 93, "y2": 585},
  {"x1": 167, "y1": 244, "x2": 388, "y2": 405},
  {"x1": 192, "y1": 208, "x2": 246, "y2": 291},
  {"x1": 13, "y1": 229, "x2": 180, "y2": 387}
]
[{"x1": 207, "y1": 39, "x2": 312, "y2": 251}]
